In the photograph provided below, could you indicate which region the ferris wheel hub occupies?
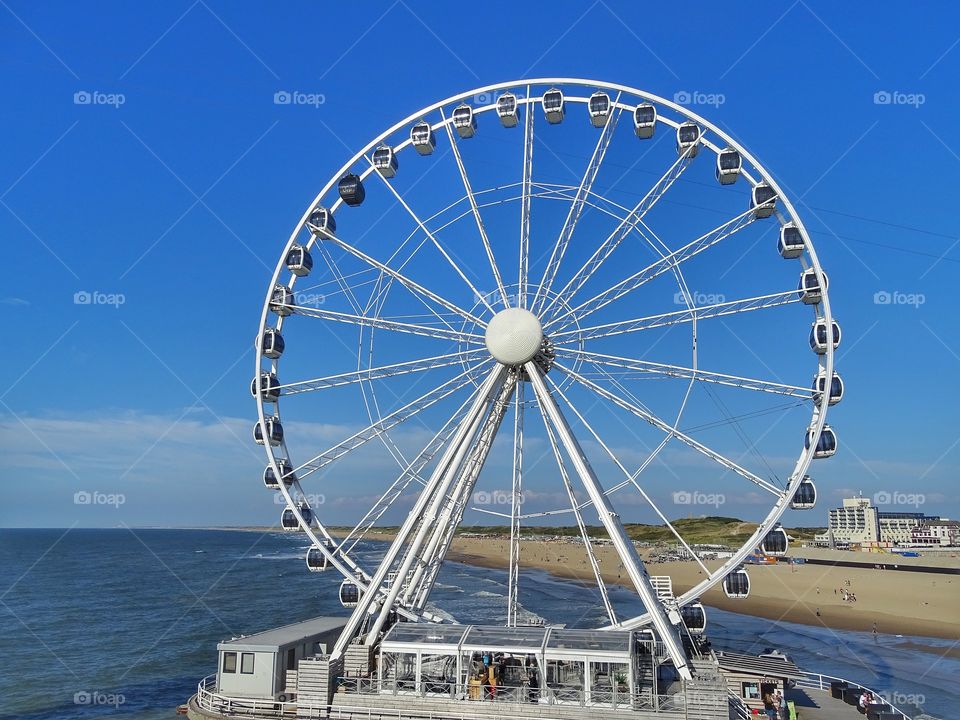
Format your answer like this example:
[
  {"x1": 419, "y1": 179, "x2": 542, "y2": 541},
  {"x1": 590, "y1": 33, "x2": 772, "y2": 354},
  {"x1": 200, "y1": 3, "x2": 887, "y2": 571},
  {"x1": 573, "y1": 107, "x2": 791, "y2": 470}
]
[{"x1": 484, "y1": 307, "x2": 544, "y2": 366}]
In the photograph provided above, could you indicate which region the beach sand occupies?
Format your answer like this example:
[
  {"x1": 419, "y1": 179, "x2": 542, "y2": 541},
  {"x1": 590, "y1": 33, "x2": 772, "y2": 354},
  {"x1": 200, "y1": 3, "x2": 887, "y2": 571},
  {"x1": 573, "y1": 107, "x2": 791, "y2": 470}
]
[{"x1": 439, "y1": 535, "x2": 960, "y2": 642}]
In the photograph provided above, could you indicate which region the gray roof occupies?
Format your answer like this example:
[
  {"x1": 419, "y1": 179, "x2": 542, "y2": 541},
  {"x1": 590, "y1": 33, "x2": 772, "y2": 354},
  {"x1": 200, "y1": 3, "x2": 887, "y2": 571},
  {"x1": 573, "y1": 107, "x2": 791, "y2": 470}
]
[
  {"x1": 716, "y1": 651, "x2": 803, "y2": 679},
  {"x1": 219, "y1": 616, "x2": 348, "y2": 651}
]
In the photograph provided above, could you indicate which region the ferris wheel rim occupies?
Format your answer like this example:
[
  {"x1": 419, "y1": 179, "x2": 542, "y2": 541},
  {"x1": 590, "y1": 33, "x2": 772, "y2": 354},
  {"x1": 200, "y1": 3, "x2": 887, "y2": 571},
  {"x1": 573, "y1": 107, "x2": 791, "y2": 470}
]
[{"x1": 252, "y1": 78, "x2": 837, "y2": 629}]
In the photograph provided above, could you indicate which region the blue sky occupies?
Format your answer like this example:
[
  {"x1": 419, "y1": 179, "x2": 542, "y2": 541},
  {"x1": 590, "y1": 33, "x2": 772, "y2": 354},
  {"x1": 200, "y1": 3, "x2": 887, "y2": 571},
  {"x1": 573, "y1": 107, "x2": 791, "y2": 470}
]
[{"x1": 1, "y1": 1, "x2": 958, "y2": 529}]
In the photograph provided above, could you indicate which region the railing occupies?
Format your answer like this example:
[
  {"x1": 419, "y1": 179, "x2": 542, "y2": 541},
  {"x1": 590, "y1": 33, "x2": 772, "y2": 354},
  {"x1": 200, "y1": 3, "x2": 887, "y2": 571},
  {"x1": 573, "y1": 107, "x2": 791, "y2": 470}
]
[
  {"x1": 793, "y1": 670, "x2": 913, "y2": 719},
  {"x1": 196, "y1": 675, "x2": 298, "y2": 718},
  {"x1": 727, "y1": 691, "x2": 751, "y2": 720},
  {"x1": 336, "y1": 676, "x2": 679, "y2": 712}
]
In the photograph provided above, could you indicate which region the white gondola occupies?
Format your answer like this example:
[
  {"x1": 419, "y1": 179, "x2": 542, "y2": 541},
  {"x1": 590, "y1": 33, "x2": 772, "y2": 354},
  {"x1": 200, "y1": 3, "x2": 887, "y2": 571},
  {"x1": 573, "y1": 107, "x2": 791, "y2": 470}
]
[
  {"x1": 285, "y1": 244, "x2": 313, "y2": 277},
  {"x1": 542, "y1": 88, "x2": 565, "y2": 124},
  {"x1": 809, "y1": 318, "x2": 841, "y2": 355},
  {"x1": 675, "y1": 122, "x2": 701, "y2": 157},
  {"x1": 250, "y1": 372, "x2": 280, "y2": 403},
  {"x1": 497, "y1": 92, "x2": 519, "y2": 127},
  {"x1": 791, "y1": 476, "x2": 817, "y2": 510},
  {"x1": 588, "y1": 91, "x2": 611, "y2": 127},
  {"x1": 260, "y1": 328, "x2": 284, "y2": 359},
  {"x1": 306, "y1": 543, "x2": 332, "y2": 572},
  {"x1": 452, "y1": 104, "x2": 476, "y2": 138},
  {"x1": 339, "y1": 578, "x2": 362, "y2": 608},
  {"x1": 372, "y1": 145, "x2": 398, "y2": 178},
  {"x1": 307, "y1": 205, "x2": 336, "y2": 236},
  {"x1": 680, "y1": 602, "x2": 707, "y2": 635},
  {"x1": 750, "y1": 182, "x2": 777, "y2": 218},
  {"x1": 410, "y1": 121, "x2": 436, "y2": 155},
  {"x1": 269, "y1": 284, "x2": 294, "y2": 316},
  {"x1": 338, "y1": 173, "x2": 365, "y2": 206},
  {"x1": 813, "y1": 370, "x2": 844, "y2": 407},
  {"x1": 263, "y1": 459, "x2": 295, "y2": 489},
  {"x1": 253, "y1": 415, "x2": 283, "y2": 446},
  {"x1": 761, "y1": 525, "x2": 789, "y2": 557},
  {"x1": 790, "y1": 475, "x2": 817, "y2": 509},
  {"x1": 798, "y1": 268, "x2": 828, "y2": 305},
  {"x1": 778, "y1": 223, "x2": 804, "y2": 259},
  {"x1": 280, "y1": 503, "x2": 312, "y2": 531},
  {"x1": 805, "y1": 424, "x2": 838, "y2": 459},
  {"x1": 633, "y1": 103, "x2": 656, "y2": 138},
  {"x1": 723, "y1": 567, "x2": 750, "y2": 599},
  {"x1": 716, "y1": 147, "x2": 741, "y2": 185}
]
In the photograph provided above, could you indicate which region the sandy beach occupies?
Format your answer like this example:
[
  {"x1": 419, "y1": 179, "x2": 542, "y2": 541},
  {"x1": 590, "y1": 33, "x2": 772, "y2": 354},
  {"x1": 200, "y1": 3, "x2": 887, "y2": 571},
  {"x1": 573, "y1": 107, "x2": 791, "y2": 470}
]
[
  {"x1": 346, "y1": 529, "x2": 960, "y2": 643},
  {"x1": 212, "y1": 526, "x2": 960, "y2": 643}
]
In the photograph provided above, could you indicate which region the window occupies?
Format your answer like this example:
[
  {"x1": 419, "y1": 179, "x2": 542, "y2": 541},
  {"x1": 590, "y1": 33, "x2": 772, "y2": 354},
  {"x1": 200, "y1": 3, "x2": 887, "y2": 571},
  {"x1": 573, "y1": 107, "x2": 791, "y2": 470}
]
[
  {"x1": 742, "y1": 681, "x2": 761, "y2": 700},
  {"x1": 222, "y1": 652, "x2": 237, "y2": 674},
  {"x1": 241, "y1": 652, "x2": 255, "y2": 674},
  {"x1": 287, "y1": 648, "x2": 296, "y2": 671}
]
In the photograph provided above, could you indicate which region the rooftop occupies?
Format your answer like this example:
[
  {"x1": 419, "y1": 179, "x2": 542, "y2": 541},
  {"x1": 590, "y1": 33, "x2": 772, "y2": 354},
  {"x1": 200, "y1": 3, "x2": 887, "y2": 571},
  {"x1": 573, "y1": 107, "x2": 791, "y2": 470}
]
[
  {"x1": 382, "y1": 623, "x2": 634, "y2": 655},
  {"x1": 219, "y1": 615, "x2": 348, "y2": 651}
]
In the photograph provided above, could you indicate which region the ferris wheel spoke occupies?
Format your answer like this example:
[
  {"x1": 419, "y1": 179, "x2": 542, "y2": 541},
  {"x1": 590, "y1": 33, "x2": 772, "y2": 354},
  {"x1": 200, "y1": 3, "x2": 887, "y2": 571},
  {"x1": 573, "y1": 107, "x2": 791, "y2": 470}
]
[
  {"x1": 547, "y1": 205, "x2": 759, "y2": 332},
  {"x1": 506, "y1": 379, "x2": 525, "y2": 626},
  {"x1": 525, "y1": 360, "x2": 692, "y2": 678},
  {"x1": 546, "y1": 377, "x2": 712, "y2": 577},
  {"x1": 537, "y1": 399, "x2": 618, "y2": 626},
  {"x1": 517, "y1": 87, "x2": 535, "y2": 309},
  {"x1": 278, "y1": 349, "x2": 485, "y2": 396},
  {"x1": 555, "y1": 348, "x2": 813, "y2": 399},
  {"x1": 364, "y1": 155, "x2": 497, "y2": 316},
  {"x1": 336, "y1": 384, "x2": 482, "y2": 558},
  {"x1": 532, "y1": 99, "x2": 623, "y2": 313},
  {"x1": 440, "y1": 110, "x2": 510, "y2": 308},
  {"x1": 552, "y1": 290, "x2": 800, "y2": 344},
  {"x1": 293, "y1": 360, "x2": 491, "y2": 480},
  {"x1": 288, "y1": 303, "x2": 482, "y2": 345},
  {"x1": 554, "y1": 361, "x2": 784, "y2": 497},
  {"x1": 308, "y1": 227, "x2": 484, "y2": 327},
  {"x1": 542, "y1": 146, "x2": 698, "y2": 321}
]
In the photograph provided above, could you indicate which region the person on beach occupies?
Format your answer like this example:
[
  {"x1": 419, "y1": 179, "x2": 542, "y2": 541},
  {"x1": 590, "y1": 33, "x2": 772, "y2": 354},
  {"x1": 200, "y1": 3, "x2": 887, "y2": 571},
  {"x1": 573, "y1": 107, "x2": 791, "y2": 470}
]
[{"x1": 762, "y1": 689, "x2": 778, "y2": 719}]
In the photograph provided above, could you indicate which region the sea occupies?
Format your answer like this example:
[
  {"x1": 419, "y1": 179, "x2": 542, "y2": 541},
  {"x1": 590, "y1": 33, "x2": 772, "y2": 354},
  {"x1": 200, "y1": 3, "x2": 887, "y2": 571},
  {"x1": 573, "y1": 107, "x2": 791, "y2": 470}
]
[{"x1": 0, "y1": 529, "x2": 953, "y2": 720}]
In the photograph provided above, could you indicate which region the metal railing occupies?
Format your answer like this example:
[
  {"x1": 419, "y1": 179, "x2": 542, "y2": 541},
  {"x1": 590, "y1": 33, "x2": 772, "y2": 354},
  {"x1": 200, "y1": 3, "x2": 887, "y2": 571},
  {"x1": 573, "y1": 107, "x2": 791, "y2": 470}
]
[
  {"x1": 336, "y1": 676, "x2": 681, "y2": 712},
  {"x1": 793, "y1": 670, "x2": 913, "y2": 719},
  {"x1": 196, "y1": 675, "x2": 298, "y2": 718}
]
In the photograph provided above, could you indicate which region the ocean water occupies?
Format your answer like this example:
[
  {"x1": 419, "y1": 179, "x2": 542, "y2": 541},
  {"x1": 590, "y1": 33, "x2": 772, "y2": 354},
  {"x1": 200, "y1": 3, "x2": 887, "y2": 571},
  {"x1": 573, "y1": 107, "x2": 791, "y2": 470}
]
[{"x1": 0, "y1": 529, "x2": 952, "y2": 719}]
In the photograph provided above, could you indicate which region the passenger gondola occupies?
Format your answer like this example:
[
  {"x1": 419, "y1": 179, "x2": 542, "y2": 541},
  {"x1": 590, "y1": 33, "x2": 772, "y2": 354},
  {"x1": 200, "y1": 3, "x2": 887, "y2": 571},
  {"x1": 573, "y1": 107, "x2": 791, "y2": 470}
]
[
  {"x1": 250, "y1": 372, "x2": 280, "y2": 403},
  {"x1": 680, "y1": 602, "x2": 707, "y2": 634},
  {"x1": 723, "y1": 567, "x2": 750, "y2": 598},
  {"x1": 306, "y1": 543, "x2": 332, "y2": 572},
  {"x1": 269, "y1": 284, "x2": 294, "y2": 316},
  {"x1": 497, "y1": 92, "x2": 519, "y2": 127},
  {"x1": 285, "y1": 244, "x2": 313, "y2": 277},
  {"x1": 813, "y1": 371, "x2": 844, "y2": 407},
  {"x1": 410, "y1": 121, "x2": 436, "y2": 155},
  {"x1": 715, "y1": 147, "x2": 741, "y2": 185},
  {"x1": 542, "y1": 88, "x2": 565, "y2": 124},
  {"x1": 588, "y1": 91, "x2": 611, "y2": 127},
  {"x1": 452, "y1": 104, "x2": 477, "y2": 138},
  {"x1": 307, "y1": 205, "x2": 336, "y2": 236},
  {"x1": 340, "y1": 578, "x2": 362, "y2": 608},
  {"x1": 805, "y1": 425, "x2": 838, "y2": 459},
  {"x1": 750, "y1": 182, "x2": 777, "y2": 218},
  {"x1": 778, "y1": 223, "x2": 804, "y2": 259},
  {"x1": 809, "y1": 318, "x2": 841, "y2": 354},
  {"x1": 263, "y1": 459, "x2": 295, "y2": 489},
  {"x1": 633, "y1": 103, "x2": 656, "y2": 138},
  {"x1": 253, "y1": 415, "x2": 283, "y2": 446},
  {"x1": 675, "y1": 122, "x2": 701, "y2": 157},
  {"x1": 260, "y1": 328, "x2": 284, "y2": 359},
  {"x1": 338, "y1": 174, "x2": 365, "y2": 206},
  {"x1": 790, "y1": 475, "x2": 817, "y2": 509},
  {"x1": 761, "y1": 525, "x2": 789, "y2": 557},
  {"x1": 798, "y1": 268, "x2": 828, "y2": 305},
  {"x1": 372, "y1": 145, "x2": 398, "y2": 178}
]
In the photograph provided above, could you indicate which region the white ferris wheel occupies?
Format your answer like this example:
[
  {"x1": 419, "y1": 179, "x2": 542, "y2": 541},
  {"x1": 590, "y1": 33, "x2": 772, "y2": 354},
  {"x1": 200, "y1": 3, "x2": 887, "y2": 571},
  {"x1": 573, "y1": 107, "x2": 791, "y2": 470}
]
[{"x1": 252, "y1": 78, "x2": 840, "y2": 677}]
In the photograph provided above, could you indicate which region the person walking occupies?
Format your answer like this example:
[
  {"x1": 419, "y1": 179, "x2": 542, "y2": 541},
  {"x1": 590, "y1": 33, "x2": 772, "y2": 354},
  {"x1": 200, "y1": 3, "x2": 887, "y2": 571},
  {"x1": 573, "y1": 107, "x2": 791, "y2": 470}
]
[{"x1": 762, "y1": 688, "x2": 778, "y2": 720}]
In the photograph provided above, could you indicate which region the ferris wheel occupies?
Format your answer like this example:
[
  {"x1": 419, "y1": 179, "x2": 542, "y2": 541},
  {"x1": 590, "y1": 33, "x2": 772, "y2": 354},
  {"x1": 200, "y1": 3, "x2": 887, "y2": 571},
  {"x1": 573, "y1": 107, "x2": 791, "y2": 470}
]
[{"x1": 252, "y1": 78, "x2": 839, "y2": 678}]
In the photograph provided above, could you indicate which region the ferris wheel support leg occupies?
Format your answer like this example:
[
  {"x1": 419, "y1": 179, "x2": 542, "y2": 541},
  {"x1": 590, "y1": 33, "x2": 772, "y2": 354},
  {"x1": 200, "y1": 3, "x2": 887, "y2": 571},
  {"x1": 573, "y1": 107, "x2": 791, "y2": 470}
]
[
  {"x1": 330, "y1": 365, "x2": 508, "y2": 662},
  {"x1": 506, "y1": 380, "x2": 524, "y2": 626},
  {"x1": 524, "y1": 361, "x2": 693, "y2": 681},
  {"x1": 358, "y1": 367, "x2": 512, "y2": 647},
  {"x1": 402, "y1": 371, "x2": 519, "y2": 612}
]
